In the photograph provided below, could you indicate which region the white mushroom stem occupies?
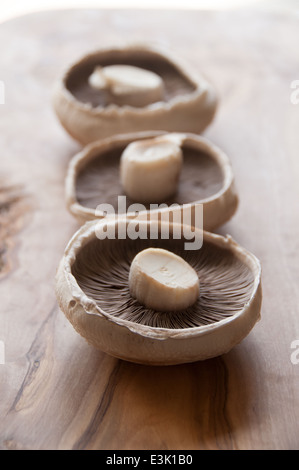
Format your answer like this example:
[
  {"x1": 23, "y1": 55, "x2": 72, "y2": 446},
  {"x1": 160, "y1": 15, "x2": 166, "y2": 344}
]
[
  {"x1": 120, "y1": 136, "x2": 183, "y2": 203},
  {"x1": 88, "y1": 64, "x2": 164, "y2": 107},
  {"x1": 129, "y1": 248, "x2": 200, "y2": 312}
]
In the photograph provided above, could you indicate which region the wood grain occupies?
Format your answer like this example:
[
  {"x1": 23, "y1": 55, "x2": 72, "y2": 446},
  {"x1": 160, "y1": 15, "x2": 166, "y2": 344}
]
[{"x1": 0, "y1": 8, "x2": 299, "y2": 450}]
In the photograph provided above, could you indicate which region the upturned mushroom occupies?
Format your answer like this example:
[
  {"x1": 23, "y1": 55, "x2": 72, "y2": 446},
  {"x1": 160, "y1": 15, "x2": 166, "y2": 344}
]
[
  {"x1": 52, "y1": 44, "x2": 217, "y2": 145},
  {"x1": 65, "y1": 131, "x2": 238, "y2": 232},
  {"x1": 55, "y1": 218, "x2": 262, "y2": 365}
]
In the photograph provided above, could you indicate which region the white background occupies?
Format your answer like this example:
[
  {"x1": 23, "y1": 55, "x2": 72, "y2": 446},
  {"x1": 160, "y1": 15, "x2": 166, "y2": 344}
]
[{"x1": 0, "y1": 0, "x2": 299, "y2": 24}]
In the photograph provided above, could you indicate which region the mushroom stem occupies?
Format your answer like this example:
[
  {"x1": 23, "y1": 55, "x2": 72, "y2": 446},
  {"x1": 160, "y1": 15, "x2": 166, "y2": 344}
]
[
  {"x1": 120, "y1": 136, "x2": 183, "y2": 203},
  {"x1": 129, "y1": 248, "x2": 200, "y2": 312},
  {"x1": 88, "y1": 64, "x2": 164, "y2": 107}
]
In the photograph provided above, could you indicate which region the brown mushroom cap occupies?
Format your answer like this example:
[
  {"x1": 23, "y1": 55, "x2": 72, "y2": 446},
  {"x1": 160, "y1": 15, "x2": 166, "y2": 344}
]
[
  {"x1": 65, "y1": 131, "x2": 238, "y2": 232},
  {"x1": 52, "y1": 44, "x2": 217, "y2": 145},
  {"x1": 55, "y1": 218, "x2": 262, "y2": 365}
]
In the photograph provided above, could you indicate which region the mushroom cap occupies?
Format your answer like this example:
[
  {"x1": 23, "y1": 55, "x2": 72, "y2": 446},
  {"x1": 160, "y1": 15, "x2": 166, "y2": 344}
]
[
  {"x1": 55, "y1": 218, "x2": 262, "y2": 365},
  {"x1": 52, "y1": 44, "x2": 217, "y2": 145},
  {"x1": 65, "y1": 131, "x2": 239, "y2": 232}
]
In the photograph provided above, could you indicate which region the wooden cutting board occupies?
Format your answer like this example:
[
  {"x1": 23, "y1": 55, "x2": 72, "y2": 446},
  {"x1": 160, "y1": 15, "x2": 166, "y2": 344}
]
[{"x1": 0, "y1": 7, "x2": 298, "y2": 450}]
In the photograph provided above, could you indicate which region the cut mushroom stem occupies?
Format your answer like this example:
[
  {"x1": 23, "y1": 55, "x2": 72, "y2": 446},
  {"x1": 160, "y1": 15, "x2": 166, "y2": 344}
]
[
  {"x1": 120, "y1": 136, "x2": 183, "y2": 203},
  {"x1": 129, "y1": 248, "x2": 200, "y2": 312},
  {"x1": 88, "y1": 64, "x2": 164, "y2": 107}
]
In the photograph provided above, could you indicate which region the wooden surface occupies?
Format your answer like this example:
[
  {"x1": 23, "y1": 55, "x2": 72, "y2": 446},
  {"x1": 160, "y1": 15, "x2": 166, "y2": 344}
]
[{"x1": 0, "y1": 8, "x2": 299, "y2": 450}]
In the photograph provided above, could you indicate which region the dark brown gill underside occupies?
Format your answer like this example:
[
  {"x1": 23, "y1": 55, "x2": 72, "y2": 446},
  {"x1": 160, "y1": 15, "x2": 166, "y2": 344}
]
[{"x1": 72, "y1": 236, "x2": 254, "y2": 329}]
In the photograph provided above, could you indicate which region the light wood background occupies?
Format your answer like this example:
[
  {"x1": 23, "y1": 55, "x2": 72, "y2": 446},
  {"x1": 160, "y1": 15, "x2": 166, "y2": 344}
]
[{"x1": 0, "y1": 7, "x2": 299, "y2": 450}]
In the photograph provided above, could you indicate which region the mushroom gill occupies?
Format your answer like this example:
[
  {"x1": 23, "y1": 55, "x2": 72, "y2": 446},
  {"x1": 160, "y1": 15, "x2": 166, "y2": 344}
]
[{"x1": 71, "y1": 233, "x2": 256, "y2": 330}]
